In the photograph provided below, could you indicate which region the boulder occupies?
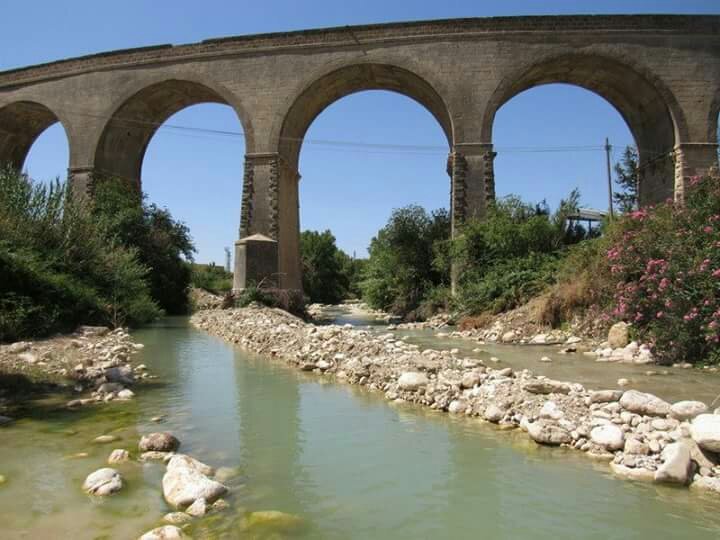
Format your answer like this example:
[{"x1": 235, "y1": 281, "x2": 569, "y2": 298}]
[
  {"x1": 483, "y1": 404, "x2": 504, "y2": 423},
  {"x1": 185, "y1": 497, "x2": 208, "y2": 517},
  {"x1": 501, "y1": 331, "x2": 516, "y2": 343},
  {"x1": 609, "y1": 462, "x2": 654, "y2": 482},
  {"x1": 619, "y1": 390, "x2": 670, "y2": 416},
  {"x1": 523, "y1": 379, "x2": 571, "y2": 395},
  {"x1": 691, "y1": 414, "x2": 720, "y2": 452},
  {"x1": 107, "y1": 449, "x2": 130, "y2": 464},
  {"x1": 116, "y1": 389, "x2": 135, "y2": 400},
  {"x1": 539, "y1": 401, "x2": 564, "y2": 421},
  {"x1": 624, "y1": 437, "x2": 649, "y2": 455},
  {"x1": 139, "y1": 526, "x2": 184, "y2": 540},
  {"x1": 589, "y1": 390, "x2": 624, "y2": 404},
  {"x1": 167, "y1": 454, "x2": 215, "y2": 477},
  {"x1": 655, "y1": 441, "x2": 694, "y2": 485},
  {"x1": 105, "y1": 365, "x2": 134, "y2": 385},
  {"x1": 527, "y1": 420, "x2": 572, "y2": 445},
  {"x1": 608, "y1": 322, "x2": 630, "y2": 348},
  {"x1": 590, "y1": 424, "x2": 625, "y2": 451},
  {"x1": 670, "y1": 401, "x2": 708, "y2": 421},
  {"x1": 397, "y1": 372, "x2": 429, "y2": 391},
  {"x1": 690, "y1": 475, "x2": 720, "y2": 495},
  {"x1": 162, "y1": 457, "x2": 227, "y2": 508},
  {"x1": 139, "y1": 432, "x2": 180, "y2": 453},
  {"x1": 460, "y1": 371, "x2": 481, "y2": 389},
  {"x1": 82, "y1": 468, "x2": 123, "y2": 496}
]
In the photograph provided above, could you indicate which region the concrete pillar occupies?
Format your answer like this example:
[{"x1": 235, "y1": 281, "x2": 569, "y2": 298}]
[
  {"x1": 277, "y1": 159, "x2": 302, "y2": 291},
  {"x1": 68, "y1": 167, "x2": 94, "y2": 200},
  {"x1": 448, "y1": 143, "x2": 496, "y2": 293},
  {"x1": 233, "y1": 234, "x2": 279, "y2": 291},
  {"x1": 637, "y1": 151, "x2": 674, "y2": 207},
  {"x1": 673, "y1": 143, "x2": 720, "y2": 203}
]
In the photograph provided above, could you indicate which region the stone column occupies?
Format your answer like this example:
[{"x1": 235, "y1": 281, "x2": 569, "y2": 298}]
[
  {"x1": 234, "y1": 153, "x2": 281, "y2": 292},
  {"x1": 277, "y1": 158, "x2": 302, "y2": 291},
  {"x1": 448, "y1": 143, "x2": 496, "y2": 293},
  {"x1": 637, "y1": 151, "x2": 674, "y2": 207},
  {"x1": 672, "y1": 143, "x2": 720, "y2": 203},
  {"x1": 68, "y1": 167, "x2": 95, "y2": 200}
]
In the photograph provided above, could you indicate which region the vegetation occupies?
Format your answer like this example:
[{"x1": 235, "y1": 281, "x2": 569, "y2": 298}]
[
  {"x1": 360, "y1": 205, "x2": 451, "y2": 318},
  {"x1": 300, "y1": 230, "x2": 350, "y2": 304},
  {"x1": 613, "y1": 145, "x2": 639, "y2": 213},
  {"x1": 0, "y1": 168, "x2": 196, "y2": 342},
  {"x1": 191, "y1": 263, "x2": 233, "y2": 295}
]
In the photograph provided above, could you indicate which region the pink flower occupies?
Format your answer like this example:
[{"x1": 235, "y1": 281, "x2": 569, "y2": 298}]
[
  {"x1": 704, "y1": 226, "x2": 713, "y2": 234},
  {"x1": 712, "y1": 269, "x2": 720, "y2": 278},
  {"x1": 656, "y1": 311, "x2": 664, "y2": 319}
]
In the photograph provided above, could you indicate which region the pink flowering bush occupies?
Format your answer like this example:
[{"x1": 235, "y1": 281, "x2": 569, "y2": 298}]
[{"x1": 605, "y1": 175, "x2": 720, "y2": 364}]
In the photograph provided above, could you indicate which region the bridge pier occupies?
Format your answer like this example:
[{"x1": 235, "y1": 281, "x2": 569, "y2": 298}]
[{"x1": 672, "y1": 143, "x2": 720, "y2": 203}]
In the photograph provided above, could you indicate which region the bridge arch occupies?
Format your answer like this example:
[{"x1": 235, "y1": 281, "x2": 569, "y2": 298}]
[
  {"x1": 265, "y1": 62, "x2": 453, "y2": 290},
  {"x1": 276, "y1": 62, "x2": 454, "y2": 171},
  {"x1": 0, "y1": 100, "x2": 70, "y2": 173},
  {"x1": 93, "y1": 78, "x2": 251, "y2": 187},
  {"x1": 483, "y1": 53, "x2": 683, "y2": 205}
]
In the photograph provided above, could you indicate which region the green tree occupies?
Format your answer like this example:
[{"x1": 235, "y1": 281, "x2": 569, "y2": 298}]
[
  {"x1": 300, "y1": 230, "x2": 351, "y2": 304},
  {"x1": 613, "y1": 145, "x2": 639, "y2": 213},
  {"x1": 92, "y1": 179, "x2": 195, "y2": 314},
  {"x1": 361, "y1": 206, "x2": 450, "y2": 316}
]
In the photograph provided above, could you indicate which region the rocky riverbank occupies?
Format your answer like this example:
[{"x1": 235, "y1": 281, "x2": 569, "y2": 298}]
[
  {"x1": 0, "y1": 325, "x2": 150, "y2": 419},
  {"x1": 192, "y1": 305, "x2": 720, "y2": 497}
]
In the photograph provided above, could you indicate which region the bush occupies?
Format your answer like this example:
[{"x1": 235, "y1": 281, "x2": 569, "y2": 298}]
[
  {"x1": 451, "y1": 191, "x2": 589, "y2": 315},
  {"x1": 0, "y1": 167, "x2": 160, "y2": 341},
  {"x1": 601, "y1": 176, "x2": 720, "y2": 364},
  {"x1": 191, "y1": 263, "x2": 233, "y2": 295},
  {"x1": 360, "y1": 206, "x2": 450, "y2": 317}
]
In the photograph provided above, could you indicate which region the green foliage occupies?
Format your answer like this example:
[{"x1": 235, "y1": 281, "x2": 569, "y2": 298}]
[
  {"x1": 191, "y1": 263, "x2": 233, "y2": 295},
  {"x1": 452, "y1": 191, "x2": 588, "y2": 315},
  {"x1": 300, "y1": 230, "x2": 352, "y2": 304},
  {"x1": 613, "y1": 146, "x2": 639, "y2": 213},
  {"x1": 92, "y1": 179, "x2": 195, "y2": 314},
  {"x1": 0, "y1": 167, "x2": 160, "y2": 341},
  {"x1": 361, "y1": 205, "x2": 450, "y2": 316}
]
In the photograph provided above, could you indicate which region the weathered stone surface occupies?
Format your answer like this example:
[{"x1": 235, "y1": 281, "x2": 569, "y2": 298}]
[
  {"x1": 670, "y1": 400, "x2": 708, "y2": 421},
  {"x1": 185, "y1": 497, "x2": 208, "y2": 517},
  {"x1": 82, "y1": 468, "x2": 123, "y2": 496},
  {"x1": 139, "y1": 432, "x2": 180, "y2": 453},
  {"x1": 655, "y1": 441, "x2": 694, "y2": 485},
  {"x1": 619, "y1": 390, "x2": 671, "y2": 416},
  {"x1": 523, "y1": 380, "x2": 570, "y2": 395},
  {"x1": 589, "y1": 390, "x2": 624, "y2": 404},
  {"x1": 483, "y1": 404, "x2": 504, "y2": 423},
  {"x1": 162, "y1": 457, "x2": 227, "y2": 508},
  {"x1": 691, "y1": 475, "x2": 720, "y2": 495},
  {"x1": 139, "y1": 525, "x2": 184, "y2": 540},
  {"x1": 397, "y1": 372, "x2": 428, "y2": 391},
  {"x1": 608, "y1": 322, "x2": 630, "y2": 348},
  {"x1": 590, "y1": 424, "x2": 625, "y2": 451},
  {"x1": 167, "y1": 454, "x2": 215, "y2": 477},
  {"x1": 610, "y1": 462, "x2": 654, "y2": 482},
  {"x1": 527, "y1": 420, "x2": 572, "y2": 445},
  {"x1": 107, "y1": 449, "x2": 130, "y2": 464},
  {"x1": 691, "y1": 414, "x2": 720, "y2": 452}
]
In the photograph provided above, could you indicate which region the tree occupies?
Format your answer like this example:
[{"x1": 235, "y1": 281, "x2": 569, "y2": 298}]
[
  {"x1": 613, "y1": 145, "x2": 639, "y2": 213},
  {"x1": 300, "y1": 230, "x2": 350, "y2": 304},
  {"x1": 92, "y1": 179, "x2": 195, "y2": 314},
  {"x1": 361, "y1": 205, "x2": 450, "y2": 316}
]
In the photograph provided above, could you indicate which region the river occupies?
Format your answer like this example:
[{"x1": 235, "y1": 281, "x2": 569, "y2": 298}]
[{"x1": 1, "y1": 316, "x2": 719, "y2": 538}]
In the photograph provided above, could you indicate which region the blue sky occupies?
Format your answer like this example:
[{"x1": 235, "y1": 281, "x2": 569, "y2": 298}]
[{"x1": 5, "y1": 0, "x2": 719, "y2": 263}]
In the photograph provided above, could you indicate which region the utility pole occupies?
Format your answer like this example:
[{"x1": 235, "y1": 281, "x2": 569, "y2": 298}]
[
  {"x1": 224, "y1": 247, "x2": 231, "y2": 273},
  {"x1": 605, "y1": 137, "x2": 614, "y2": 220}
]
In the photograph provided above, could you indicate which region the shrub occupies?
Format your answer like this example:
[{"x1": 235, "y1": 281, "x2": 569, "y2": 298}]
[
  {"x1": 191, "y1": 263, "x2": 233, "y2": 295},
  {"x1": 602, "y1": 176, "x2": 720, "y2": 364},
  {"x1": 300, "y1": 230, "x2": 351, "y2": 304}
]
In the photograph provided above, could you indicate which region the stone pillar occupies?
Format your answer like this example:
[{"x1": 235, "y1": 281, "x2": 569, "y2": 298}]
[
  {"x1": 673, "y1": 143, "x2": 720, "y2": 203},
  {"x1": 68, "y1": 167, "x2": 95, "y2": 200},
  {"x1": 277, "y1": 159, "x2": 302, "y2": 291},
  {"x1": 234, "y1": 153, "x2": 281, "y2": 292},
  {"x1": 637, "y1": 151, "x2": 674, "y2": 207},
  {"x1": 448, "y1": 143, "x2": 496, "y2": 293}
]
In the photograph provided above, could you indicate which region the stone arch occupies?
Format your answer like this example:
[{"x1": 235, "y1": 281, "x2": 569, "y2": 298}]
[
  {"x1": 94, "y1": 78, "x2": 251, "y2": 186},
  {"x1": 483, "y1": 53, "x2": 683, "y2": 205},
  {"x1": 0, "y1": 100, "x2": 70, "y2": 172},
  {"x1": 277, "y1": 62, "x2": 454, "y2": 171}
]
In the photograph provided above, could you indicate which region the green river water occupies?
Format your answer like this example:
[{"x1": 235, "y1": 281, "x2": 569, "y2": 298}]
[{"x1": 1, "y1": 315, "x2": 720, "y2": 539}]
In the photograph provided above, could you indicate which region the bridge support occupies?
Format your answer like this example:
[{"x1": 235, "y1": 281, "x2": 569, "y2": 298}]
[
  {"x1": 448, "y1": 143, "x2": 496, "y2": 293},
  {"x1": 673, "y1": 143, "x2": 720, "y2": 203}
]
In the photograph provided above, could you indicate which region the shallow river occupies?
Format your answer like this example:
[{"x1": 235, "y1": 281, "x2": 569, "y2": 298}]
[{"x1": 1, "y1": 316, "x2": 720, "y2": 538}]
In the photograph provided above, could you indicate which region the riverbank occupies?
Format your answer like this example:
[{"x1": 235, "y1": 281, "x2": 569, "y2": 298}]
[
  {"x1": 0, "y1": 326, "x2": 149, "y2": 419},
  {"x1": 192, "y1": 305, "x2": 720, "y2": 497}
]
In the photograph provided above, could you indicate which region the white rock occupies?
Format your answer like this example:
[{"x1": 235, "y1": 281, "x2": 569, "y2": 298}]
[
  {"x1": 483, "y1": 404, "x2": 504, "y2": 423},
  {"x1": 655, "y1": 441, "x2": 694, "y2": 485},
  {"x1": 691, "y1": 414, "x2": 720, "y2": 452},
  {"x1": 539, "y1": 401, "x2": 564, "y2": 420},
  {"x1": 116, "y1": 389, "x2": 135, "y2": 400},
  {"x1": 527, "y1": 420, "x2": 572, "y2": 445},
  {"x1": 397, "y1": 372, "x2": 429, "y2": 391},
  {"x1": 670, "y1": 401, "x2": 708, "y2": 421},
  {"x1": 619, "y1": 390, "x2": 670, "y2": 416},
  {"x1": 163, "y1": 457, "x2": 227, "y2": 508},
  {"x1": 185, "y1": 497, "x2": 208, "y2": 517},
  {"x1": 82, "y1": 468, "x2": 123, "y2": 496},
  {"x1": 107, "y1": 449, "x2": 130, "y2": 464},
  {"x1": 608, "y1": 322, "x2": 630, "y2": 348},
  {"x1": 590, "y1": 424, "x2": 625, "y2": 451}
]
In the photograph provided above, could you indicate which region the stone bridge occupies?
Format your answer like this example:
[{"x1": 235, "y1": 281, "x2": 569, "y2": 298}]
[{"x1": 1, "y1": 15, "x2": 719, "y2": 291}]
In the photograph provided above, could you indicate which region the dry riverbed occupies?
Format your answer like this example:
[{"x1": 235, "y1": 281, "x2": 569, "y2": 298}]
[{"x1": 192, "y1": 305, "x2": 720, "y2": 498}]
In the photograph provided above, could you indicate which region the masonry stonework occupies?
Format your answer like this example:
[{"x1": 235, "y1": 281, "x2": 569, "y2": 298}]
[{"x1": 0, "y1": 15, "x2": 718, "y2": 292}]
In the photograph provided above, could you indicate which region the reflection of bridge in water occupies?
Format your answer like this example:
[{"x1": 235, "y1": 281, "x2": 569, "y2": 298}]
[{"x1": 1, "y1": 15, "x2": 718, "y2": 291}]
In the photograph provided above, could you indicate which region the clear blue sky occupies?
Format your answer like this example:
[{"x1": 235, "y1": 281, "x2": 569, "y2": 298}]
[{"x1": 5, "y1": 0, "x2": 719, "y2": 263}]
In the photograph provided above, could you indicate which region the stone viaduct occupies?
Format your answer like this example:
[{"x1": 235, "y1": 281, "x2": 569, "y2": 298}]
[{"x1": 1, "y1": 15, "x2": 719, "y2": 292}]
